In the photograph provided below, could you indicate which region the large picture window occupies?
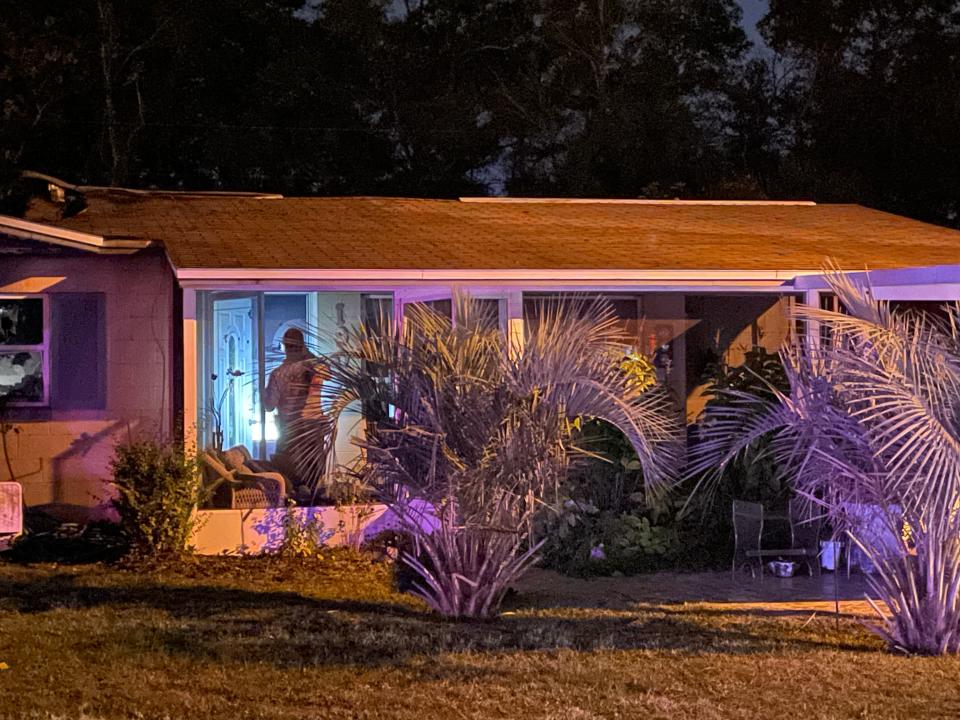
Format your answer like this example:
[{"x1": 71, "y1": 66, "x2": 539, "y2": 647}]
[
  {"x1": 197, "y1": 291, "x2": 393, "y2": 462},
  {"x1": 0, "y1": 296, "x2": 49, "y2": 405}
]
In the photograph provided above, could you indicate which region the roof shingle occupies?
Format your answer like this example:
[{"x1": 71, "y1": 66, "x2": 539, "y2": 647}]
[{"x1": 23, "y1": 193, "x2": 960, "y2": 272}]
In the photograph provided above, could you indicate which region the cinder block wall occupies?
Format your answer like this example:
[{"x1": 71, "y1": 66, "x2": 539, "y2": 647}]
[{"x1": 0, "y1": 249, "x2": 176, "y2": 519}]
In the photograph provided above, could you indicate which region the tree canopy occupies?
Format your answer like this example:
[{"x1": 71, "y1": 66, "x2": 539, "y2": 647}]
[{"x1": 2, "y1": 1, "x2": 958, "y2": 227}]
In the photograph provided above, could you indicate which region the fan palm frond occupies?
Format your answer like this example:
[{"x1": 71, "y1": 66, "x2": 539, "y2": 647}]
[
  {"x1": 304, "y1": 291, "x2": 682, "y2": 617},
  {"x1": 693, "y1": 267, "x2": 960, "y2": 653}
]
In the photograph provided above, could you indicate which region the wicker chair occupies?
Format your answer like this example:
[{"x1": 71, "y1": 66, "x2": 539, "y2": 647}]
[{"x1": 201, "y1": 450, "x2": 287, "y2": 509}]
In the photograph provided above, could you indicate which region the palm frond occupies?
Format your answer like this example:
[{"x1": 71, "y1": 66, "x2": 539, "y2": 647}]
[
  {"x1": 694, "y1": 267, "x2": 960, "y2": 653},
  {"x1": 306, "y1": 290, "x2": 682, "y2": 617}
]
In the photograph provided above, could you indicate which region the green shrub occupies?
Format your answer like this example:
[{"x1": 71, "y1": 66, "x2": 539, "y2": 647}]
[
  {"x1": 607, "y1": 513, "x2": 678, "y2": 559},
  {"x1": 110, "y1": 439, "x2": 201, "y2": 558},
  {"x1": 566, "y1": 418, "x2": 650, "y2": 515},
  {"x1": 274, "y1": 501, "x2": 330, "y2": 559},
  {"x1": 540, "y1": 417, "x2": 684, "y2": 576},
  {"x1": 541, "y1": 496, "x2": 682, "y2": 576}
]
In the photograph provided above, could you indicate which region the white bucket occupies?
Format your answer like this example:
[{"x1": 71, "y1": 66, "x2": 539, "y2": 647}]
[{"x1": 820, "y1": 540, "x2": 841, "y2": 570}]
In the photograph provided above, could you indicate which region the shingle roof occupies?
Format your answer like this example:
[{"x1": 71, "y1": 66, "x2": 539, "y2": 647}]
[{"x1": 22, "y1": 192, "x2": 960, "y2": 272}]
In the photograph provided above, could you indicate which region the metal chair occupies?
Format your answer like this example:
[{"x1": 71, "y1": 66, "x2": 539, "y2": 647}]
[
  {"x1": 732, "y1": 499, "x2": 822, "y2": 579},
  {"x1": 732, "y1": 500, "x2": 764, "y2": 577},
  {"x1": 788, "y1": 498, "x2": 823, "y2": 577}
]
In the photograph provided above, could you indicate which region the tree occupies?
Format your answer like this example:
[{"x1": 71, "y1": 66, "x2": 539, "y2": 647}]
[
  {"x1": 496, "y1": 0, "x2": 750, "y2": 197},
  {"x1": 693, "y1": 271, "x2": 960, "y2": 654},
  {"x1": 0, "y1": 0, "x2": 753, "y2": 201},
  {"x1": 307, "y1": 294, "x2": 681, "y2": 618},
  {"x1": 759, "y1": 0, "x2": 960, "y2": 226}
]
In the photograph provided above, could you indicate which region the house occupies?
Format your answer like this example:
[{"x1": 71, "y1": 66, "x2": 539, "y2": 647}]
[{"x1": 4, "y1": 178, "x2": 960, "y2": 520}]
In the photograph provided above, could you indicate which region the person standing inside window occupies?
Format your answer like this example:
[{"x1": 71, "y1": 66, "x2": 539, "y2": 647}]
[{"x1": 264, "y1": 328, "x2": 329, "y2": 455}]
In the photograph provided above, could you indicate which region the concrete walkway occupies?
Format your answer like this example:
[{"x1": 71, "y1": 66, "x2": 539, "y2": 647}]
[{"x1": 516, "y1": 568, "x2": 880, "y2": 617}]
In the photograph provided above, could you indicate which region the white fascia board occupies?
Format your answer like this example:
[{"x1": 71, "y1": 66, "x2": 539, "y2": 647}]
[
  {"x1": 871, "y1": 285, "x2": 960, "y2": 301},
  {"x1": 0, "y1": 215, "x2": 151, "y2": 254},
  {"x1": 793, "y1": 264, "x2": 960, "y2": 293},
  {"x1": 178, "y1": 280, "x2": 806, "y2": 296},
  {"x1": 176, "y1": 267, "x2": 819, "y2": 283}
]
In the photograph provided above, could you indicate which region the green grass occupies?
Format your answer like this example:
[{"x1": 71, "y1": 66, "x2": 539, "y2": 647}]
[{"x1": 0, "y1": 553, "x2": 958, "y2": 719}]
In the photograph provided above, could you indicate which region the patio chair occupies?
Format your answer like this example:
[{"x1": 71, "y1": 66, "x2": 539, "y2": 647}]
[
  {"x1": 788, "y1": 498, "x2": 822, "y2": 577},
  {"x1": 222, "y1": 445, "x2": 294, "y2": 494},
  {"x1": 201, "y1": 450, "x2": 287, "y2": 509},
  {"x1": 732, "y1": 499, "x2": 821, "y2": 579},
  {"x1": 732, "y1": 500, "x2": 764, "y2": 577}
]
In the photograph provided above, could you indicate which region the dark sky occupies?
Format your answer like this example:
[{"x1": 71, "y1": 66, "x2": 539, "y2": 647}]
[{"x1": 739, "y1": 0, "x2": 769, "y2": 54}]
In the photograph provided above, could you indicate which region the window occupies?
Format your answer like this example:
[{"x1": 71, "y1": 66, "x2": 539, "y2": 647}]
[
  {"x1": 405, "y1": 297, "x2": 503, "y2": 331},
  {"x1": 198, "y1": 291, "x2": 393, "y2": 460},
  {"x1": 0, "y1": 296, "x2": 49, "y2": 405},
  {"x1": 819, "y1": 292, "x2": 843, "y2": 346}
]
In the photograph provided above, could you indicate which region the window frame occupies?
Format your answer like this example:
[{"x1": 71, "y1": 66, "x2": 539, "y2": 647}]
[
  {"x1": 0, "y1": 293, "x2": 51, "y2": 407},
  {"x1": 397, "y1": 288, "x2": 507, "y2": 332}
]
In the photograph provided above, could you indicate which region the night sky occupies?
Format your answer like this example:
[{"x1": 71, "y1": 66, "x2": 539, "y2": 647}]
[{"x1": 739, "y1": 0, "x2": 769, "y2": 53}]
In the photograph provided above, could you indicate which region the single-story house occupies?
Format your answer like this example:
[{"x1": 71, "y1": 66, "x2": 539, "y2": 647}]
[{"x1": 4, "y1": 178, "x2": 960, "y2": 521}]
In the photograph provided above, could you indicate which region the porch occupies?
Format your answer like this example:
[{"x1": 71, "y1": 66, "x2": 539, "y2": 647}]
[
  {"x1": 182, "y1": 281, "x2": 806, "y2": 503},
  {"x1": 181, "y1": 268, "x2": 960, "y2": 516}
]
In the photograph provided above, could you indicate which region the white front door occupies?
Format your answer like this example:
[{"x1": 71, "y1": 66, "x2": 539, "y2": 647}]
[{"x1": 211, "y1": 295, "x2": 259, "y2": 452}]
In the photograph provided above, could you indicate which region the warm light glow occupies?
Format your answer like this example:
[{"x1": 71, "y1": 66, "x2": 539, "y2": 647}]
[
  {"x1": 508, "y1": 317, "x2": 524, "y2": 358},
  {"x1": 0, "y1": 277, "x2": 66, "y2": 293},
  {"x1": 251, "y1": 414, "x2": 279, "y2": 443}
]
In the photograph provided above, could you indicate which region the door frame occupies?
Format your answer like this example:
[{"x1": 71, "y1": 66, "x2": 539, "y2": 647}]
[{"x1": 200, "y1": 291, "x2": 266, "y2": 458}]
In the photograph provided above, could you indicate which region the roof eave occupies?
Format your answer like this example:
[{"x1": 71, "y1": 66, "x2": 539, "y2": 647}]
[
  {"x1": 175, "y1": 267, "x2": 821, "y2": 283},
  {"x1": 0, "y1": 215, "x2": 153, "y2": 254}
]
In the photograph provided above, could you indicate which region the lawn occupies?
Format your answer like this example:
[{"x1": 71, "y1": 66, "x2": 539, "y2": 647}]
[{"x1": 0, "y1": 553, "x2": 957, "y2": 720}]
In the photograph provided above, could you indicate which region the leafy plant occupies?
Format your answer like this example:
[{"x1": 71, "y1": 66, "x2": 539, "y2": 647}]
[
  {"x1": 273, "y1": 500, "x2": 330, "y2": 559},
  {"x1": 620, "y1": 351, "x2": 657, "y2": 394},
  {"x1": 110, "y1": 438, "x2": 202, "y2": 559},
  {"x1": 541, "y1": 495, "x2": 681, "y2": 576},
  {"x1": 606, "y1": 513, "x2": 678, "y2": 560},
  {"x1": 567, "y1": 418, "x2": 653, "y2": 512},
  {"x1": 691, "y1": 270, "x2": 960, "y2": 655},
  {"x1": 696, "y1": 345, "x2": 790, "y2": 506},
  {"x1": 307, "y1": 293, "x2": 682, "y2": 618}
]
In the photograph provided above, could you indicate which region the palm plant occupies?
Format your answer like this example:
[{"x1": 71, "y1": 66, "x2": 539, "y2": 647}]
[
  {"x1": 691, "y1": 271, "x2": 960, "y2": 654},
  {"x1": 298, "y1": 293, "x2": 681, "y2": 618}
]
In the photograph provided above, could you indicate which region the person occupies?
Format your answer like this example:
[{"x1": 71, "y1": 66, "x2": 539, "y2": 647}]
[{"x1": 263, "y1": 328, "x2": 329, "y2": 454}]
